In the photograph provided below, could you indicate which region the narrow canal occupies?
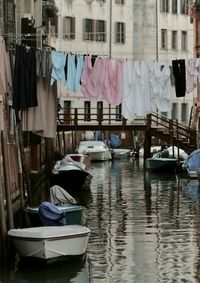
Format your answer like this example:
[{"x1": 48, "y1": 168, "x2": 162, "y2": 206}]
[{"x1": 2, "y1": 158, "x2": 200, "y2": 282}]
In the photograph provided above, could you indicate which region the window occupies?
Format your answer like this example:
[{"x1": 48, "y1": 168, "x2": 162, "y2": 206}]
[
  {"x1": 171, "y1": 103, "x2": 177, "y2": 120},
  {"x1": 97, "y1": 101, "x2": 103, "y2": 121},
  {"x1": 63, "y1": 17, "x2": 75, "y2": 39},
  {"x1": 83, "y1": 19, "x2": 94, "y2": 41},
  {"x1": 181, "y1": 31, "x2": 187, "y2": 51},
  {"x1": 115, "y1": 0, "x2": 125, "y2": 4},
  {"x1": 180, "y1": 0, "x2": 189, "y2": 14},
  {"x1": 64, "y1": 100, "x2": 71, "y2": 124},
  {"x1": 96, "y1": 20, "x2": 106, "y2": 42},
  {"x1": 83, "y1": 19, "x2": 107, "y2": 42},
  {"x1": 116, "y1": 104, "x2": 122, "y2": 121},
  {"x1": 181, "y1": 103, "x2": 188, "y2": 122},
  {"x1": 161, "y1": 29, "x2": 167, "y2": 49},
  {"x1": 172, "y1": 0, "x2": 177, "y2": 14},
  {"x1": 84, "y1": 101, "x2": 91, "y2": 121},
  {"x1": 115, "y1": 22, "x2": 125, "y2": 43},
  {"x1": 171, "y1": 31, "x2": 177, "y2": 50},
  {"x1": 160, "y1": 0, "x2": 169, "y2": 13}
]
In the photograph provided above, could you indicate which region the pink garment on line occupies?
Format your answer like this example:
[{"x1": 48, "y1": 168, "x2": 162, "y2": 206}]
[
  {"x1": 80, "y1": 56, "x2": 105, "y2": 101},
  {"x1": 103, "y1": 59, "x2": 124, "y2": 106}
]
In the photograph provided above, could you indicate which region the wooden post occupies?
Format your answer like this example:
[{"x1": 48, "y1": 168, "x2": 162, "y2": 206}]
[
  {"x1": 1, "y1": 131, "x2": 14, "y2": 229},
  {"x1": 17, "y1": 123, "x2": 33, "y2": 207},
  {"x1": 144, "y1": 114, "x2": 152, "y2": 160}
]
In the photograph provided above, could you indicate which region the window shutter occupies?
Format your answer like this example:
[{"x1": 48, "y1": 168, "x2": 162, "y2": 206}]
[
  {"x1": 115, "y1": 22, "x2": 119, "y2": 43},
  {"x1": 63, "y1": 17, "x2": 66, "y2": 38},
  {"x1": 122, "y1": 22, "x2": 126, "y2": 43},
  {"x1": 71, "y1": 17, "x2": 75, "y2": 39},
  {"x1": 104, "y1": 20, "x2": 107, "y2": 42},
  {"x1": 83, "y1": 18, "x2": 86, "y2": 40}
]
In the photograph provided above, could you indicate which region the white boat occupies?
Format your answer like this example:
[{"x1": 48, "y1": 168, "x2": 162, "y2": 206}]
[
  {"x1": 8, "y1": 225, "x2": 91, "y2": 261},
  {"x1": 77, "y1": 140, "x2": 112, "y2": 161}
]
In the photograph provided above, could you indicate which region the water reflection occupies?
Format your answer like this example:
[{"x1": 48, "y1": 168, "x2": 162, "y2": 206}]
[
  {"x1": 4, "y1": 158, "x2": 200, "y2": 282},
  {"x1": 87, "y1": 159, "x2": 200, "y2": 283},
  {"x1": 7, "y1": 257, "x2": 89, "y2": 283}
]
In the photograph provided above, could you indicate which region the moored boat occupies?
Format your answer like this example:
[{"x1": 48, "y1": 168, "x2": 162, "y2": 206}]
[
  {"x1": 8, "y1": 225, "x2": 91, "y2": 261},
  {"x1": 51, "y1": 158, "x2": 92, "y2": 192},
  {"x1": 77, "y1": 140, "x2": 112, "y2": 161}
]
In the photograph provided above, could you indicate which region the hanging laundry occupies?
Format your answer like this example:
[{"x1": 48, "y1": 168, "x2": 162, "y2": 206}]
[
  {"x1": 36, "y1": 49, "x2": 52, "y2": 77},
  {"x1": 80, "y1": 55, "x2": 105, "y2": 101},
  {"x1": 66, "y1": 53, "x2": 84, "y2": 92},
  {"x1": 103, "y1": 58, "x2": 124, "y2": 106},
  {"x1": 186, "y1": 58, "x2": 196, "y2": 93},
  {"x1": 22, "y1": 76, "x2": 57, "y2": 138},
  {"x1": 0, "y1": 36, "x2": 12, "y2": 95},
  {"x1": 50, "y1": 51, "x2": 67, "y2": 86},
  {"x1": 158, "y1": 65, "x2": 172, "y2": 112},
  {"x1": 13, "y1": 44, "x2": 37, "y2": 111},
  {"x1": 122, "y1": 59, "x2": 136, "y2": 121},
  {"x1": 134, "y1": 60, "x2": 151, "y2": 117},
  {"x1": 172, "y1": 59, "x2": 186, "y2": 97}
]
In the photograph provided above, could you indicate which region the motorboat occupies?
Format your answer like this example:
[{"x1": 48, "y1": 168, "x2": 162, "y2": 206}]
[
  {"x1": 8, "y1": 225, "x2": 91, "y2": 261},
  {"x1": 110, "y1": 148, "x2": 131, "y2": 159},
  {"x1": 51, "y1": 157, "x2": 92, "y2": 192},
  {"x1": 145, "y1": 146, "x2": 188, "y2": 172},
  {"x1": 25, "y1": 186, "x2": 87, "y2": 226},
  {"x1": 145, "y1": 156, "x2": 178, "y2": 172},
  {"x1": 77, "y1": 140, "x2": 112, "y2": 161},
  {"x1": 183, "y1": 148, "x2": 200, "y2": 178},
  {"x1": 8, "y1": 201, "x2": 91, "y2": 262}
]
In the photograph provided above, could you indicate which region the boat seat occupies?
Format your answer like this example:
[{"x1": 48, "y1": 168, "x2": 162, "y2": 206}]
[{"x1": 39, "y1": 202, "x2": 67, "y2": 226}]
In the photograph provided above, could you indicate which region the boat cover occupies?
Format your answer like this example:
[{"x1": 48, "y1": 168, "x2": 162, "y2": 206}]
[
  {"x1": 39, "y1": 202, "x2": 67, "y2": 226},
  {"x1": 49, "y1": 185, "x2": 77, "y2": 205},
  {"x1": 185, "y1": 149, "x2": 200, "y2": 171}
]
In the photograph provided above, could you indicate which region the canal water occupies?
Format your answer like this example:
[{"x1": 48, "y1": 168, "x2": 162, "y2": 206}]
[{"x1": 2, "y1": 158, "x2": 200, "y2": 283}]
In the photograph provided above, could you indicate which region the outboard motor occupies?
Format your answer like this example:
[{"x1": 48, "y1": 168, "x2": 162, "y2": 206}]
[{"x1": 39, "y1": 201, "x2": 67, "y2": 226}]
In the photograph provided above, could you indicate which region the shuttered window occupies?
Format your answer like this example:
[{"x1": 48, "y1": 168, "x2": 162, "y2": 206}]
[
  {"x1": 115, "y1": 22, "x2": 125, "y2": 44},
  {"x1": 63, "y1": 17, "x2": 75, "y2": 39},
  {"x1": 160, "y1": 0, "x2": 169, "y2": 13},
  {"x1": 96, "y1": 20, "x2": 106, "y2": 42},
  {"x1": 83, "y1": 18, "x2": 95, "y2": 41}
]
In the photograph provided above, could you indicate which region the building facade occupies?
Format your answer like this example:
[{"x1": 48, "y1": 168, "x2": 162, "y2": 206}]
[{"x1": 51, "y1": 0, "x2": 195, "y2": 127}]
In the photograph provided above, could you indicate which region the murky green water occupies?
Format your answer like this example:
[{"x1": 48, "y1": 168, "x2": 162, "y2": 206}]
[{"x1": 2, "y1": 158, "x2": 200, "y2": 283}]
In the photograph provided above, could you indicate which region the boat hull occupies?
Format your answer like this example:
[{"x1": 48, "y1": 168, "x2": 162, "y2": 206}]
[
  {"x1": 8, "y1": 225, "x2": 91, "y2": 261},
  {"x1": 145, "y1": 158, "x2": 178, "y2": 172},
  {"x1": 51, "y1": 170, "x2": 92, "y2": 193}
]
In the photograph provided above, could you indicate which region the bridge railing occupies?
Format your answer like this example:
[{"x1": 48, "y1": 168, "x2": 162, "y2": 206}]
[
  {"x1": 147, "y1": 112, "x2": 197, "y2": 146},
  {"x1": 57, "y1": 107, "x2": 146, "y2": 126}
]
